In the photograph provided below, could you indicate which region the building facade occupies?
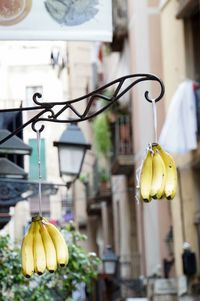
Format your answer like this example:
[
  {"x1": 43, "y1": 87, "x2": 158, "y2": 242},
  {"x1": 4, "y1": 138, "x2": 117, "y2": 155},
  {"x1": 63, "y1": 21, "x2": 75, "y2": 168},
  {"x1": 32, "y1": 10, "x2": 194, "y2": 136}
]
[
  {"x1": 0, "y1": 41, "x2": 68, "y2": 241},
  {"x1": 160, "y1": 1, "x2": 200, "y2": 300}
]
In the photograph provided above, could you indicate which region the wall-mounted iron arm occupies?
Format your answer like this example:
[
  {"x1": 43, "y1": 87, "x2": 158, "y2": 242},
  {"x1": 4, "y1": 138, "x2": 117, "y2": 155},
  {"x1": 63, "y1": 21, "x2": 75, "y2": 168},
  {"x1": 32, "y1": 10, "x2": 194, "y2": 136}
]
[{"x1": 0, "y1": 73, "x2": 164, "y2": 144}]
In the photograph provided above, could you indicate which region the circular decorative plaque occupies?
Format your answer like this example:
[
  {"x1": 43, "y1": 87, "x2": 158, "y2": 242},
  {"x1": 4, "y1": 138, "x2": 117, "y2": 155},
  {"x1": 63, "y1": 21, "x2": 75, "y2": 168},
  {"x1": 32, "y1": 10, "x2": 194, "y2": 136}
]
[{"x1": 0, "y1": 0, "x2": 32, "y2": 26}]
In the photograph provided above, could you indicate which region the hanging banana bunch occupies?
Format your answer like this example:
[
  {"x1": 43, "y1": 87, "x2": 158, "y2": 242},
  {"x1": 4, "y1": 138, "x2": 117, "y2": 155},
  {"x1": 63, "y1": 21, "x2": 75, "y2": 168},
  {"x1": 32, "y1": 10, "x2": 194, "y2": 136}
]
[
  {"x1": 138, "y1": 98, "x2": 177, "y2": 203},
  {"x1": 21, "y1": 215, "x2": 69, "y2": 278},
  {"x1": 139, "y1": 143, "x2": 177, "y2": 203},
  {"x1": 21, "y1": 130, "x2": 69, "y2": 278}
]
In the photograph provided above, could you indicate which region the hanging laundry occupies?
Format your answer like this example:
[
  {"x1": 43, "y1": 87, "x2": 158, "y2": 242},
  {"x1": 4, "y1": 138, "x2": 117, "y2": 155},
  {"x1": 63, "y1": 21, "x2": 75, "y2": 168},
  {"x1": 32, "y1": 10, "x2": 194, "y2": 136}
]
[{"x1": 159, "y1": 80, "x2": 198, "y2": 153}]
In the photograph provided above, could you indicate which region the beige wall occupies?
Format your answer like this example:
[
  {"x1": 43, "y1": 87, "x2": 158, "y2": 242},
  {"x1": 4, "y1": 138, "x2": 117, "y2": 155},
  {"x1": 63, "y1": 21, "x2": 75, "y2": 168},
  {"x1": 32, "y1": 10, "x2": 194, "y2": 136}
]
[
  {"x1": 112, "y1": 175, "x2": 133, "y2": 278},
  {"x1": 0, "y1": 41, "x2": 68, "y2": 240},
  {"x1": 160, "y1": 0, "x2": 200, "y2": 278},
  {"x1": 128, "y1": 0, "x2": 171, "y2": 277},
  {"x1": 66, "y1": 42, "x2": 98, "y2": 253},
  {"x1": 160, "y1": 0, "x2": 186, "y2": 276},
  {"x1": 128, "y1": 0, "x2": 165, "y2": 157},
  {"x1": 158, "y1": 200, "x2": 173, "y2": 263},
  {"x1": 160, "y1": 0, "x2": 186, "y2": 107},
  {"x1": 14, "y1": 201, "x2": 31, "y2": 243}
]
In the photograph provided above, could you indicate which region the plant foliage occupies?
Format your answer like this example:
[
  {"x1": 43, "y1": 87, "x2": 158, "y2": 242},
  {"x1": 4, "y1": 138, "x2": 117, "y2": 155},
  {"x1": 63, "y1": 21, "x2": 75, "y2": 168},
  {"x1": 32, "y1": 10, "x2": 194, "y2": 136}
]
[
  {"x1": 99, "y1": 168, "x2": 109, "y2": 183},
  {"x1": 93, "y1": 113, "x2": 111, "y2": 157}
]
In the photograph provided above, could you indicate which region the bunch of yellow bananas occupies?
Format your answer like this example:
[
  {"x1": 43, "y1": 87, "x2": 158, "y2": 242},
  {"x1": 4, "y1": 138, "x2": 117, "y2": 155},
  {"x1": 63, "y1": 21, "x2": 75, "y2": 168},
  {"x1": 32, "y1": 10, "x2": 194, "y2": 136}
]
[
  {"x1": 139, "y1": 143, "x2": 177, "y2": 202},
  {"x1": 21, "y1": 216, "x2": 69, "y2": 278}
]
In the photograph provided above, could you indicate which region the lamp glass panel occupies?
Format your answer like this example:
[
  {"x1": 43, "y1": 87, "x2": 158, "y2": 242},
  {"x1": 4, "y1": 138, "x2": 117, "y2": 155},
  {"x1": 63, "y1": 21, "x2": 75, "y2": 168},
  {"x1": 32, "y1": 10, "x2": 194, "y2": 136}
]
[
  {"x1": 59, "y1": 146, "x2": 84, "y2": 175},
  {"x1": 104, "y1": 261, "x2": 116, "y2": 275}
]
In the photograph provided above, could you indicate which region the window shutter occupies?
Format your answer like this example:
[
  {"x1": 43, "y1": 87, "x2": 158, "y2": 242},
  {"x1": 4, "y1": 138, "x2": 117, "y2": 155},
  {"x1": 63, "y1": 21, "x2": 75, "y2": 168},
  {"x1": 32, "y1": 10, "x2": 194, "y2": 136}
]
[{"x1": 29, "y1": 138, "x2": 46, "y2": 180}]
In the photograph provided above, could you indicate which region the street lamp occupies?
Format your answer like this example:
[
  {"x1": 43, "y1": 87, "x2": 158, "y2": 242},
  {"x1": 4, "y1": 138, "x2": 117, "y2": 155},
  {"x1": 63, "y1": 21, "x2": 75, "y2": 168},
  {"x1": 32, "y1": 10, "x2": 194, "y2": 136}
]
[
  {"x1": 0, "y1": 129, "x2": 32, "y2": 155},
  {"x1": 0, "y1": 158, "x2": 27, "y2": 179},
  {"x1": 102, "y1": 246, "x2": 119, "y2": 275},
  {"x1": 53, "y1": 123, "x2": 91, "y2": 186}
]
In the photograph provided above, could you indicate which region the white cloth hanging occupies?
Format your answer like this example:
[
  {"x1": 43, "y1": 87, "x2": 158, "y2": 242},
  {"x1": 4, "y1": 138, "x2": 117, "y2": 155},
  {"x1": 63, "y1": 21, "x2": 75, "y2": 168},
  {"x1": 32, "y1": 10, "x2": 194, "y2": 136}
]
[{"x1": 159, "y1": 80, "x2": 197, "y2": 153}]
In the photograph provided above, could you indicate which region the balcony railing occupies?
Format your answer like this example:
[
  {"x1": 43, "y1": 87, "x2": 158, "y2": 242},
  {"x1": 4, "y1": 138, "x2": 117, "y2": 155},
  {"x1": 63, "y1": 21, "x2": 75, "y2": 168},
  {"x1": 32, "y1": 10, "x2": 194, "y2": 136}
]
[
  {"x1": 111, "y1": 114, "x2": 134, "y2": 175},
  {"x1": 112, "y1": 114, "x2": 133, "y2": 157}
]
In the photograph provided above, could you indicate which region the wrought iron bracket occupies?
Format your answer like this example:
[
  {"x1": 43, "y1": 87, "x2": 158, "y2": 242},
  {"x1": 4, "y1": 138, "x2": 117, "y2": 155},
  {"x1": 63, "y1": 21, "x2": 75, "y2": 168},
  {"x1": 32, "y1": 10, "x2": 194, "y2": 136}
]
[{"x1": 0, "y1": 73, "x2": 164, "y2": 145}]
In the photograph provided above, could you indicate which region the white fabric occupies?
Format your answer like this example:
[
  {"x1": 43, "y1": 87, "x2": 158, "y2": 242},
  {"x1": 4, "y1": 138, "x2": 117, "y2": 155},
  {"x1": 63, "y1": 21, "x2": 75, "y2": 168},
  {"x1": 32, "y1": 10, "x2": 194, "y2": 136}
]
[{"x1": 159, "y1": 80, "x2": 197, "y2": 153}]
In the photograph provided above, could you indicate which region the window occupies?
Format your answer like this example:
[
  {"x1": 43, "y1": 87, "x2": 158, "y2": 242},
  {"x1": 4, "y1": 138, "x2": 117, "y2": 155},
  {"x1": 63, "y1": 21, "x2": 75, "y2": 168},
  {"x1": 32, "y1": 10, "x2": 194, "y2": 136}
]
[
  {"x1": 29, "y1": 138, "x2": 46, "y2": 180},
  {"x1": 190, "y1": 11, "x2": 200, "y2": 81},
  {"x1": 183, "y1": 8, "x2": 200, "y2": 81}
]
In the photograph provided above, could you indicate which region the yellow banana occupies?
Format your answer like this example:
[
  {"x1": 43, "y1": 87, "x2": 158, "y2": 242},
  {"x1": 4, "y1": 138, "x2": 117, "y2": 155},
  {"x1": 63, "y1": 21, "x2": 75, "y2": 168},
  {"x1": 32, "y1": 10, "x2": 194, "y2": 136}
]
[
  {"x1": 21, "y1": 222, "x2": 35, "y2": 278},
  {"x1": 150, "y1": 148, "x2": 166, "y2": 198},
  {"x1": 45, "y1": 221, "x2": 69, "y2": 266},
  {"x1": 140, "y1": 149, "x2": 153, "y2": 202},
  {"x1": 33, "y1": 221, "x2": 46, "y2": 275},
  {"x1": 39, "y1": 221, "x2": 57, "y2": 273},
  {"x1": 156, "y1": 144, "x2": 177, "y2": 200}
]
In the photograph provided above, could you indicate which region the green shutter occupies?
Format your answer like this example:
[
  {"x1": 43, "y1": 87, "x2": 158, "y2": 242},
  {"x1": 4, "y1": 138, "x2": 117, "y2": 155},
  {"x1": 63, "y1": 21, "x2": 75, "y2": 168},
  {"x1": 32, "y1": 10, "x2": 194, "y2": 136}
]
[{"x1": 29, "y1": 139, "x2": 46, "y2": 180}]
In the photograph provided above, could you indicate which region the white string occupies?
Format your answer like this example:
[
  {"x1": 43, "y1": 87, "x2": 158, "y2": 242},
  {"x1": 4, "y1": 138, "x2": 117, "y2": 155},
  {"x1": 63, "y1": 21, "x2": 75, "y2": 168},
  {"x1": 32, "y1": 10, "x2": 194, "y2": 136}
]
[
  {"x1": 152, "y1": 99, "x2": 158, "y2": 143},
  {"x1": 36, "y1": 130, "x2": 42, "y2": 217},
  {"x1": 135, "y1": 163, "x2": 142, "y2": 205}
]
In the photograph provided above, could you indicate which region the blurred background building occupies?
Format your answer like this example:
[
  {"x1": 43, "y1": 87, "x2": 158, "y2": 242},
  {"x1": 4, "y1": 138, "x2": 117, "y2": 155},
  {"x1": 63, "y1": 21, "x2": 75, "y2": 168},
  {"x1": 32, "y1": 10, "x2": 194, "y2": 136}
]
[{"x1": 1, "y1": 0, "x2": 200, "y2": 301}]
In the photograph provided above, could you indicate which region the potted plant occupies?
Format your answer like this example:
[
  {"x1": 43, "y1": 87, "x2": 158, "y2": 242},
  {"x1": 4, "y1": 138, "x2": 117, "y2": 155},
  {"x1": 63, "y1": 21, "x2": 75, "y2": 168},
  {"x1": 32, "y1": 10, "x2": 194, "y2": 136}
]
[{"x1": 99, "y1": 168, "x2": 109, "y2": 191}]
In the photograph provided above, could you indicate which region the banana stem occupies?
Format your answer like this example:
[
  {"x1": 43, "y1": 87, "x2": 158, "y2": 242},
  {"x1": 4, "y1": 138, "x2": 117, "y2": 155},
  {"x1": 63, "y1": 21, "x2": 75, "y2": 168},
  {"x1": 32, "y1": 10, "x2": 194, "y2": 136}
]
[{"x1": 32, "y1": 215, "x2": 43, "y2": 222}]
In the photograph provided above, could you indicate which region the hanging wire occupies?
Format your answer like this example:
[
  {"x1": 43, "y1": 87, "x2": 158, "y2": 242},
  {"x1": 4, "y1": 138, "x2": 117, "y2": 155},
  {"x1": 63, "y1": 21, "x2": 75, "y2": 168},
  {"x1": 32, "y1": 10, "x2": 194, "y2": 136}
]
[
  {"x1": 152, "y1": 99, "x2": 158, "y2": 143},
  {"x1": 36, "y1": 130, "x2": 42, "y2": 216}
]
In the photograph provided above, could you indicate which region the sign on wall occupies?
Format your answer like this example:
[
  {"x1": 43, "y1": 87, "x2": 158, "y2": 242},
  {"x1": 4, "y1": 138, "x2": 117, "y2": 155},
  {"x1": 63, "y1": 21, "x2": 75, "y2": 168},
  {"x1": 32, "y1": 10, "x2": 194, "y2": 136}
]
[{"x1": 0, "y1": 0, "x2": 112, "y2": 41}]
